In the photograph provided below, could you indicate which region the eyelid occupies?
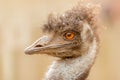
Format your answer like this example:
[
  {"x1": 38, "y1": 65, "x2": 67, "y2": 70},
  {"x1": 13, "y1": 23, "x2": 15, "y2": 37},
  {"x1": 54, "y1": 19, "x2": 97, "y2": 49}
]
[{"x1": 62, "y1": 29, "x2": 80, "y2": 38}]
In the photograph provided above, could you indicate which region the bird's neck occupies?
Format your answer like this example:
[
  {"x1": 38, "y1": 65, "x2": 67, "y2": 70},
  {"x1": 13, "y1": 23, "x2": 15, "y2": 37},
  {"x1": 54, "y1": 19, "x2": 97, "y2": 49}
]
[{"x1": 45, "y1": 38, "x2": 97, "y2": 80}]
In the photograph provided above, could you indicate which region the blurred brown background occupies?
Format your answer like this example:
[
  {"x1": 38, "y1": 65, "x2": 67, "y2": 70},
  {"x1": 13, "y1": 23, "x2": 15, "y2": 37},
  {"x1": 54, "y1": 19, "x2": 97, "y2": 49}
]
[{"x1": 0, "y1": 0, "x2": 120, "y2": 80}]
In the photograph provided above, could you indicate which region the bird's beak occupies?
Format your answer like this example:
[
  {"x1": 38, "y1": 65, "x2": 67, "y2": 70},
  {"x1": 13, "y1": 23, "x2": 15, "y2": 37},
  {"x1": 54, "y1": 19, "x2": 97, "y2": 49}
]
[
  {"x1": 24, "y1": 36, "x2": 51, "y2": 54},
  {"x1": 24, "y1": 36, "x2": 69, "y2": 55}
]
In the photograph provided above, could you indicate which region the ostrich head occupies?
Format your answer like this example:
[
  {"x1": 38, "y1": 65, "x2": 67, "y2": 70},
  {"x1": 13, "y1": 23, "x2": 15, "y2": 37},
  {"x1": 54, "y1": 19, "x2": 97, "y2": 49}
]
[
  {"x1": 24, "y1": 3, "x2": 102, "y2": 80},
  {"x1": 25, "y1": 4, "x2": 101, "y2": 59}
]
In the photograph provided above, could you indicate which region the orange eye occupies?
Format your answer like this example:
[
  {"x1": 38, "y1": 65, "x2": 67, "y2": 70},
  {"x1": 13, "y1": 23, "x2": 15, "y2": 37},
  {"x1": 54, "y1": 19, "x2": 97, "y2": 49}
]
[{"x1": 65, "y1": 32, "x2": 75, "y2": 40}]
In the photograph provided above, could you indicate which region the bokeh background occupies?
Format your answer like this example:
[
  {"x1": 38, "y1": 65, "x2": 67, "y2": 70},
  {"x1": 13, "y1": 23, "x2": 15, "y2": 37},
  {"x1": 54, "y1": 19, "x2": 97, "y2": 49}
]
[{"x1": 0, "y1": 0, "x2": 120, "y2": 80}]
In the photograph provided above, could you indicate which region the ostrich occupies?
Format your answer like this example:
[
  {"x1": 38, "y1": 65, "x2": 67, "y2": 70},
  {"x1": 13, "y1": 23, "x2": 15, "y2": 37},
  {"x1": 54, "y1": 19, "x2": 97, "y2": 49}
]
[{"x1": 25, "y1": 2, "x2": 102, "y2": 80}]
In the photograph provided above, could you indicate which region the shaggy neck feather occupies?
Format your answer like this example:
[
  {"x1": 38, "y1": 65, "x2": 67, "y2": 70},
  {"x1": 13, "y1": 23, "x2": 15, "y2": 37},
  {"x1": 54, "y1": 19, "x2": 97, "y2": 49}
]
[{"x1": 45, "y1": 38, "x2": 97, "y2": 80}]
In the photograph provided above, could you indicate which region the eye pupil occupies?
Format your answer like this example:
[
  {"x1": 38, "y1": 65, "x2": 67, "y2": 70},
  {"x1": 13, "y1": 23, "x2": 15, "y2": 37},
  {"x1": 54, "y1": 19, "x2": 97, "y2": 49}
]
[{"x1": 67, "y1": 33, "x2": 72, "y2": 37}]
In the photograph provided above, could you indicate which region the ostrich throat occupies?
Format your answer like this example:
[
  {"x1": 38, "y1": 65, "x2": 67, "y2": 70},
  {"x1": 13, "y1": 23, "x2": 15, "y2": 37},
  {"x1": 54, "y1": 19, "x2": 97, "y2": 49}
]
[{"x1": 45, "y1": 38, "x2": 97, "y2": 80}]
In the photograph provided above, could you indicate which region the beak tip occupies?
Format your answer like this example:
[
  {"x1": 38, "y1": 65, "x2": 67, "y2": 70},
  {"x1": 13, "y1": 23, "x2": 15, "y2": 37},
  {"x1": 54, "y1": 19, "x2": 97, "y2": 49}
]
[
  {"x1": 24, "y1": 47, "x2": 38, "y2": 55},
  {"x1": 24, "y1": 47, "x2": 31, "y2": 55}
]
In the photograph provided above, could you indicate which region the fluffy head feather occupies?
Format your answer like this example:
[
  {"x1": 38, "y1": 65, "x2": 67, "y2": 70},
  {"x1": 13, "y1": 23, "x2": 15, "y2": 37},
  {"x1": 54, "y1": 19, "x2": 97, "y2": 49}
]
[{"x1": 43, "y1": 3, "x2": 102, "y2": 42}]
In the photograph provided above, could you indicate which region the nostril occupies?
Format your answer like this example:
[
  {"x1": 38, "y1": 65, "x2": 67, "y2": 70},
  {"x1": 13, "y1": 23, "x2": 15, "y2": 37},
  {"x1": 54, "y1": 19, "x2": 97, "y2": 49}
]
[{"x1": 35, "y1": 44, "x2": 43, "y2": 47}]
